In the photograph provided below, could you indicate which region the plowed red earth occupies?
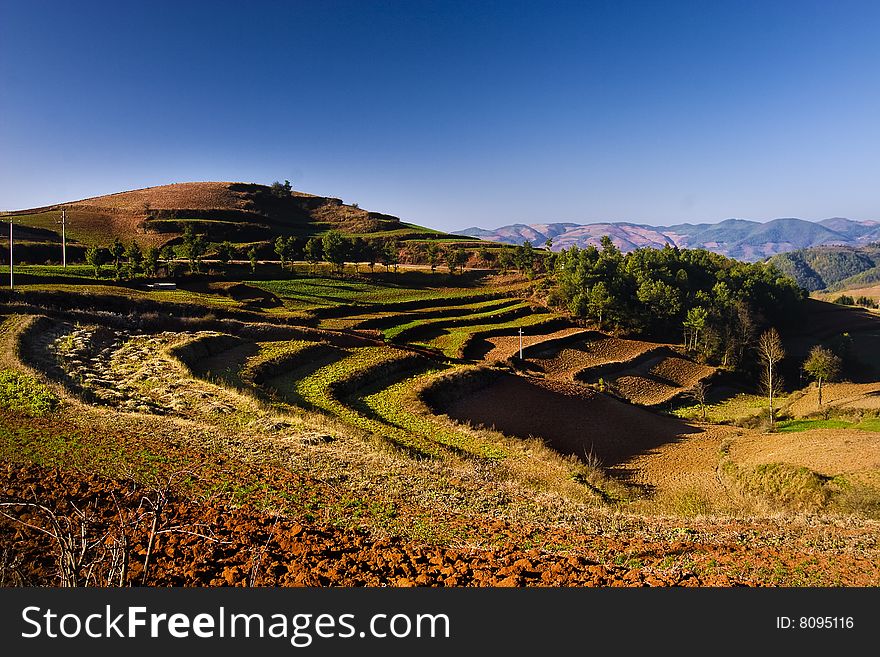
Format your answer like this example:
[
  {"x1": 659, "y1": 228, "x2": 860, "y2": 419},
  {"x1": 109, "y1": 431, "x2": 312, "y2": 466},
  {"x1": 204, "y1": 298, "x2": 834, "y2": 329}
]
[{"x1": 2, "y1": 464, "x2": 878, "y2": 586}]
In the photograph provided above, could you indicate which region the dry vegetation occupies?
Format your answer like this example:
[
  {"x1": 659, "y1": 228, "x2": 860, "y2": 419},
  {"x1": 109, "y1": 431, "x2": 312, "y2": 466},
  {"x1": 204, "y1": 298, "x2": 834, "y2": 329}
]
[{"x1": 2, "y1": 255, "x2": 880, "y2": 587}]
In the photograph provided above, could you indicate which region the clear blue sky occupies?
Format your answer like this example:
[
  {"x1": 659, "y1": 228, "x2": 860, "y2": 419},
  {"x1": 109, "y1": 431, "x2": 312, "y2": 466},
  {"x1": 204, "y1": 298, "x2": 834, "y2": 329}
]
[{"x1": 2, "y1": 0, "x2": 879, "y2": 230}]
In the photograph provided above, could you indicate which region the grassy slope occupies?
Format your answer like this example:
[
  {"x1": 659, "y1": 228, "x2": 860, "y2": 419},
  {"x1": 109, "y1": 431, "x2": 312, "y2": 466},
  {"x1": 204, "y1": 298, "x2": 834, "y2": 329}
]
[{"x1": 2, "y1": 182, "x2": 487, "y2": 255}]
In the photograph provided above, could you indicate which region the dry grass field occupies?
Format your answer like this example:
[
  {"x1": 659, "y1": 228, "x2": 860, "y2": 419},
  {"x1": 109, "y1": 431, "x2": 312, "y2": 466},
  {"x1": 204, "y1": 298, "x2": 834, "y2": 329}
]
[{"x1": 2, "y1": 191, "x2": 880, "y2": 586}]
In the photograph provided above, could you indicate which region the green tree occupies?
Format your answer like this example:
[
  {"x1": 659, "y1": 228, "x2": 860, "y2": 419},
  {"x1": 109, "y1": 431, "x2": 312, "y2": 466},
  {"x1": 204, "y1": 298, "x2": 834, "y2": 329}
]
[
  {"x1": 110, "y1": 238, "x2": 125, "y2": 280},
  {"x1": 125, "y1": 241, "x2": 143, "y2": 278},
  {"x1": 143, "y1": 246, "x2": 161, "y2": 277},
  {"x1": 514, "y1": 241, "x2": 536, "y2": 275},
  {"x1": 270, "y1": 180, "x2": 292, "y2": 198},
  {"x1": 381, "y1": 239, "x2": 400, "y2": 273},
  {"x1": 274, "y1": 235, "x2": 289, "y2": 269},
  {"x1": 85, "y1": 245, "x2": 107, "y2": 279},
  {"x1": 323, "y1": 230, "x2": 349, "y2": 274},
  {"x1": 181, "y1": 225, "x2": 207, "y2": 273},
  {"x1": 349, "y1": 237, "x2": 367, "y2": 274},
  {"x1": 588, "y1": 282, "x2": 613, "y2": 327},
  {"x1": 247, "y1": 246, "x2": 258, "y2": 273},
  {"x1": 161, "y1": 244, "x2": 178, "y2": 278},
  {"x1": 426, "y1": 242, "x2": 441, "y2": 273},
  {"x1": 683, "y1": 306, "x2": 708, "y2": 352},
  {"x1": 636, "y1": 279, "x2": 681, "y2": 318},
  {"x1": 803, "y1": 345, "x2": 842, "y2": 407},
  {"x1": 304, "y1": 236, "x2": 323, "y2": 272},
  {"x1": 497, "y1": 246, "x2": 515, "y2": 274},
  {"x1": 216, "y1": 241, "x2": 235, "y2": 269},
  {"x1": 364, "y1": 241, "x2": 378, "y2": 273},
  {"x1": 478, "y1": 246, "x2": 495, "y2": 268}
]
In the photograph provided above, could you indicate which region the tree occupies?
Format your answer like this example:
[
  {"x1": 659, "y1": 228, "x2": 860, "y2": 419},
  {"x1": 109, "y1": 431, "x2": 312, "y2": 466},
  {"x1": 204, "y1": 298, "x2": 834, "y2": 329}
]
[
  {"x1": 757, "y1": 328, "x2": 785, "y2": 427},
  {"x1": 143, "y1": 246, "x2": 161, "y2": 278},
  {"x1": 478, "y1": 246, "x2": 495, "y2": 268},
  {"x1": 110, "y1": 238, "x2": 125, "y2": 280},
  {"x1": 803, "y1": 345, "x2": 842, "y2": 407},
  {"x1": 323, "y1": 230, "x2": 349, "y2": 274},
  {"x1": 350, "y1": 237, "x2": 366, "y2": 274},
  {"x1": 216, "y1": 241, "x2": 235, "y2": 269},
  {"x1": 444, "y1": 247, "x2": 458, "y2": 274},
  {"x1": 161, "y1": 244, "x2": 178, "y2": 278},
  {"x1": 247, "y1": 246, "x2": 258, "y2": 273},
  {"x1": 85, "y1": 245, "x2": 107, "y2": 279},
  {"x1": 274, "y1": 236, "x2": 289, "y2": 269},
  {"x1": 684, "y1": 381, "x2": 709, "y2": 422},
  {"x1": 304, "y1": 237, "x2": 323, "y2": 272},
  {"x1": 514, "y1": 241, "x2": 535, "y2": 275},
  {"x1": 363, "y1": 241, "x2": 377, "y2": 273},
  {"x1": 683, "y1": 306, "x2": 708, "y2": 352},
  {"x1": 588, "y1": 282, "x2": 613, "y2": 327},
  {"x1": 426, "y1": 242, "x2": 441, "y2": 273},
  {"x1": 636, "y1": 279, "x2": 681, "y2": 318},
  {"x1": 497, "y1": 246, "x2": 515, "y2": 274},
  {"x1": 125, "y1": 241, "x2": 143, "y2": 278},
  {"x1": 381, "y1": 239, "x2": 400, "y2": 273},
  {"x1": 181, "y1": 225, "x2": 207, "y2": 273},
  {"x1": 270, "y1": 180, "x2": 292, "y2": 198}
]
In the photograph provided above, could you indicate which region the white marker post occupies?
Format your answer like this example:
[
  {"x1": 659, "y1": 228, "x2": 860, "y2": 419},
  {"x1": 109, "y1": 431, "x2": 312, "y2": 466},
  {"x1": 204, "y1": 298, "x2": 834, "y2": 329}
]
[
  {"x1": 60, "y1": 208, "x2": 67, "y2": 268},
  {"x1": 518, "y1": 327, "x2": 524, "y2": 360}
]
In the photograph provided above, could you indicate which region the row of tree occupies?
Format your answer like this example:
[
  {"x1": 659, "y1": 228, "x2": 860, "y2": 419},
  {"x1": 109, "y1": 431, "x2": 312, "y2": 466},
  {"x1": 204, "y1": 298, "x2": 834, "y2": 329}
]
[
  {"x1": 81, "y1": 226, "x2": 485, "y2": 280},
  {"x1": 833, "y1": 293, "x2": 879, "y2": 309}
]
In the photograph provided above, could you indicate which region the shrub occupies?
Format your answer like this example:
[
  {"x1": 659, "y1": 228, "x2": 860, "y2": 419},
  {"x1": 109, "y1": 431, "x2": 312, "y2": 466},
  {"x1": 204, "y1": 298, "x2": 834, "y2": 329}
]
[
  {"x1": 270, "y1": 180, "x2": 292, "y2": 198},
  {"x1": 0, "y1": 369, "x2": 59, "y2": 416}
]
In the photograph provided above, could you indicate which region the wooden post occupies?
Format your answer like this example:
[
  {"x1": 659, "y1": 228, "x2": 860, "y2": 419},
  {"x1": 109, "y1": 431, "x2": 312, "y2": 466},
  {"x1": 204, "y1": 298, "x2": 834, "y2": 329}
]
[{"x1": 9, "y1": 220, "x2": 13, "y2": 291}]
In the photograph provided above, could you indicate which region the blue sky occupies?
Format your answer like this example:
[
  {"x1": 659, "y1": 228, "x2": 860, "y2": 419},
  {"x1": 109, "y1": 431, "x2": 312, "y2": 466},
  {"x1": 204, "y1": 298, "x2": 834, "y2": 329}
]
[{"x1": 2, "y1": 0, "x2": 879, "y2": 230}]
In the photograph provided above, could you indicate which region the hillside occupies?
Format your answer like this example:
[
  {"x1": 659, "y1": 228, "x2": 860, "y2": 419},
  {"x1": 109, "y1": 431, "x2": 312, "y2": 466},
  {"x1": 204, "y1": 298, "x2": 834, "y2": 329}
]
[
  {"x1": 768, "y1": 244, "x2": 880, "y2": 291},
  {"x1": 457, "y1": 217, "x2": 880, "y2": 262},
  {"x1": 1, "y1": 181, "x2": 475, "y2": 264}
]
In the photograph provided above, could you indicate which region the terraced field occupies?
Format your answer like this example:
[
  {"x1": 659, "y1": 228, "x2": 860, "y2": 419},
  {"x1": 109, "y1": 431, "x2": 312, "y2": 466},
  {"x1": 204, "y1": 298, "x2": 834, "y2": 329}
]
[{"x1": 523, "y1": 333, "x2": 715, "y2": 406}]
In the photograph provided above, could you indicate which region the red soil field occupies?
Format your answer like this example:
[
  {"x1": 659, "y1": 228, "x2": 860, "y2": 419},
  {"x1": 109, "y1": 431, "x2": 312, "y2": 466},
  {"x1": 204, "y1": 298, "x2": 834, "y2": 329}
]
[{"x1": 5, "y1": 463, "x2": 878, "y2": 587}]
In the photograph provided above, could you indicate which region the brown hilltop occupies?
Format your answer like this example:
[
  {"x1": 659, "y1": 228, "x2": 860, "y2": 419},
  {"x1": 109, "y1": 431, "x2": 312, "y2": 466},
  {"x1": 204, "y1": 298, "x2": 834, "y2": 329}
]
[{"x1": 5, "y1": 181, "x2": 404, "y2": 250}]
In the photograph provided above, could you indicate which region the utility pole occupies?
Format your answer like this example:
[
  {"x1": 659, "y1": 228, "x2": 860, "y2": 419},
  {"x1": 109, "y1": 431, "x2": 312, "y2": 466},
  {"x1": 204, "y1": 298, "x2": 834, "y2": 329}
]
[
  {"x1": 59, "y1": 208, "x2": 67, "y2": 268},
  {"x1": 518, "y1": 327, "x2": 524, "y2": 360},
  {"x1": 8, "y1": 220, "x2": 13, "y2": 291}
]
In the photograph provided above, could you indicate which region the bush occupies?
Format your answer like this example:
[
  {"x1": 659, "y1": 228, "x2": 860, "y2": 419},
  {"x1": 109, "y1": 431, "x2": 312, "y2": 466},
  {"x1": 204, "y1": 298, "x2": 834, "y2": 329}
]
[
  {"x1": 0, "y1": 369, "x2": 59, "y2": 416},
  {"x1": 270, "y1": 180, "x2": 292, "y2": 198}
]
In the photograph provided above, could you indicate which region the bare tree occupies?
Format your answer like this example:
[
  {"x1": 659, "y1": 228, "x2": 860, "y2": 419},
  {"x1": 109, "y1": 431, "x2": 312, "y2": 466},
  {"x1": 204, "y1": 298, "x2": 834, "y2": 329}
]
[
  {"x1": 685, "y1": 380, "x2": 709, "y2": 421},
  {"x1": 0, "y1": 499, "x2": 127, "y2": 587},
  {"x1": 757, "y1": 328, "x2": 785, "y2": 427}
]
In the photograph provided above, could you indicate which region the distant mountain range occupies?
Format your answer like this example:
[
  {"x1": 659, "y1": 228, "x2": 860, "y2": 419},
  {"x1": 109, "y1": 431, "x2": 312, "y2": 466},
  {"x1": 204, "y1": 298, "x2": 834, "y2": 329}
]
[{"x1": 455, "y1": 217, "x2": 880, "y2": 262}]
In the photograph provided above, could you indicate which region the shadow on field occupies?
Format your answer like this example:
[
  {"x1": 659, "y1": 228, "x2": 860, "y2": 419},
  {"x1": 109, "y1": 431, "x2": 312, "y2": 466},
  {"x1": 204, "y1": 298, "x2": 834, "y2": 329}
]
[{"x1": 444, "y1": 374, "x2": 700, "y2": 466}]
